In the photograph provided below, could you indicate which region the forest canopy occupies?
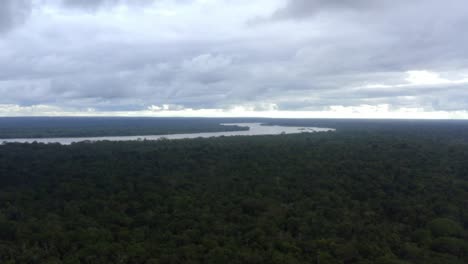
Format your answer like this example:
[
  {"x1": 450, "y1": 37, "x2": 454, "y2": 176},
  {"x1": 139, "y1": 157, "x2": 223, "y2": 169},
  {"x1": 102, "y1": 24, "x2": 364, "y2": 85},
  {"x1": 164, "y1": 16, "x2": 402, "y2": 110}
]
[{"x1": 0, "y1": 120, "x2": 467, "y2": 263}]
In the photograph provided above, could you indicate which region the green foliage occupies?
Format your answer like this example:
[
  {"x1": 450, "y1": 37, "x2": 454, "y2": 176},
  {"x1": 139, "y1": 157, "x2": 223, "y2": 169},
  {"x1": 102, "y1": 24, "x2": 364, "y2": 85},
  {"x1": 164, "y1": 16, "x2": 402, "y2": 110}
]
[
  {"x1": 428, "y1": 218, "x2": 463, "y2": 237},
  {"x1": 0, "y1": 122, "x2": 468, "y2": 263},
  {"x1": 430, "y1": 237, "x2": 468, "y2": 256}
]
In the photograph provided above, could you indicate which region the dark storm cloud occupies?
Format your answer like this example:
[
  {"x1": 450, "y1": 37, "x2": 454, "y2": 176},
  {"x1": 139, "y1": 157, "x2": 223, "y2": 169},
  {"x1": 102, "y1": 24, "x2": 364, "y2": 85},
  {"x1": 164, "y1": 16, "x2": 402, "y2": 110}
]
[{"x1": 0, "y1": 0, "x2": 31, "y2": 33}]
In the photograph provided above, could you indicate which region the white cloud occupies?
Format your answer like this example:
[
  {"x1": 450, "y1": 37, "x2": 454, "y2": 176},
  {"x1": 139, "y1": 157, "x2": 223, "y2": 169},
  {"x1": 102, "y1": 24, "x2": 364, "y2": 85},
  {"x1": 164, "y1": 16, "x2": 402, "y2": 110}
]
[
  {"x1": 405, "y1": 70, "x2": 450, "y2": 85},
  {"x1": 3, "y1": 103, "x2": 468, "y2": 120}
]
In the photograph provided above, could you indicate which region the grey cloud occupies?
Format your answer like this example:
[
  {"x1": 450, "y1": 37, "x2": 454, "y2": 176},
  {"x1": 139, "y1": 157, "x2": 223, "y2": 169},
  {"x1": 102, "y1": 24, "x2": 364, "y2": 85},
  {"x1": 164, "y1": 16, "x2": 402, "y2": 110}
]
[
  {"x1": 61, "y1": 0, "x2": 195, "y2": 11},
  {"x1": 1, "y1": 0, "x2": 468, "y2": 115},
  {"x1": 62, "y1": 0, "x2": 110, "y2": 10},
  {"x1": 62, "y1": 0, "x2": 152, "y2": 10},
  {"x1": 271, "y1": 0, "x2": 380, "y2": 20},
  {"x1": 0, "y1": 0, "x2": 31, "y2": 33}
]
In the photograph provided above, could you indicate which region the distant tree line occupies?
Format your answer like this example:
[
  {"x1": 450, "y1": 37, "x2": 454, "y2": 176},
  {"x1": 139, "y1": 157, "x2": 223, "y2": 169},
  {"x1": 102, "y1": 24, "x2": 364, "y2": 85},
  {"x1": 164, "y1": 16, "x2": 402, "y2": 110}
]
[{"x1": 0, "y1": 117, "x2": 248, "y2": 139}]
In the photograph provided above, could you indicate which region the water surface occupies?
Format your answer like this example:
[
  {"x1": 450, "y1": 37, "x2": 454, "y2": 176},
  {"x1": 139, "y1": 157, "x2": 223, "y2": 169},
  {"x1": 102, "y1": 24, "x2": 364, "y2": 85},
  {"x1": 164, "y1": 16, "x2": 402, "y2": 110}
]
[{"x1": 0, "y1": 123, "x2": 335, "y2": 145}]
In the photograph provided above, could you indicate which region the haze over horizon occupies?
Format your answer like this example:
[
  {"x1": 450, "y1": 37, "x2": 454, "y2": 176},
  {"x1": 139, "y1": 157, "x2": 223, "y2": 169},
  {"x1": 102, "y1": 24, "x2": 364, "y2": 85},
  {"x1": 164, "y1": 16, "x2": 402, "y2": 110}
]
[{"x1": 1, "y1": 0, "x2": 468, "y2": 119}]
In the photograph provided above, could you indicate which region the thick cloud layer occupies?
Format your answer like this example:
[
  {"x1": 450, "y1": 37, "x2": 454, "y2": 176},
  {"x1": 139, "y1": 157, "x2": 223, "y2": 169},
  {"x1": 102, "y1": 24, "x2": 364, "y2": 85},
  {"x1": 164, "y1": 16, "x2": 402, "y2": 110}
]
[
  {"x1": 271, "y1": 0, "x2": 380, "y2": 19},
  {"x1": 0, "y1": 0, "x2": 31, "y2": 33},
  {"x1": 62, "y1": 0, "x2": 155, "y2": 10},
  {"x1": 0, "y1": 0, "x2": 467, "y2": 117}
]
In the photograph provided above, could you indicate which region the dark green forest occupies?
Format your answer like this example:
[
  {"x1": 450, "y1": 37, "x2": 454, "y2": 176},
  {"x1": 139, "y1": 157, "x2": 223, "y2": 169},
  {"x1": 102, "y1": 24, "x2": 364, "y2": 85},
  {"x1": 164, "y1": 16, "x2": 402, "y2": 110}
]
[
  {"x1": 0, "y1": 121, "x2": 467, "y2": 263},
  {"x1": 0, "y1": 118, "x2": 248, "y2": 138}
]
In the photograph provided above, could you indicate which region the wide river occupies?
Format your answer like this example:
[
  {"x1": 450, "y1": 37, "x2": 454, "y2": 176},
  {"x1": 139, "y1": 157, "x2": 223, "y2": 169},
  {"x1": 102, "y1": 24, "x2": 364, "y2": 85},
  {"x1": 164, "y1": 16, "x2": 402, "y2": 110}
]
[{"x1": 0, "y1": 123, "x2": 335, "y2": 145}]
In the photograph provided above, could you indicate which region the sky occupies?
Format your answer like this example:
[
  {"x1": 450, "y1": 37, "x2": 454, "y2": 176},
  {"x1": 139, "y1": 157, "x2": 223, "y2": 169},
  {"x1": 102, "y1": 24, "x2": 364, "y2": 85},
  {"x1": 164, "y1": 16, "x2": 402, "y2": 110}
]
[{"x1": 1, "y1": 0, "x2": 468, "y2": 119}]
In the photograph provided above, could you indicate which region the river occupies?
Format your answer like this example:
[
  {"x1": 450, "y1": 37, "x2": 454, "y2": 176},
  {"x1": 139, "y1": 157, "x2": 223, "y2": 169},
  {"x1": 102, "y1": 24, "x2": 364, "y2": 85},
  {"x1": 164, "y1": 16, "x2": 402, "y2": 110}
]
[{"x1": 0, "y1": 123, "x2": 335, "y2": 145}]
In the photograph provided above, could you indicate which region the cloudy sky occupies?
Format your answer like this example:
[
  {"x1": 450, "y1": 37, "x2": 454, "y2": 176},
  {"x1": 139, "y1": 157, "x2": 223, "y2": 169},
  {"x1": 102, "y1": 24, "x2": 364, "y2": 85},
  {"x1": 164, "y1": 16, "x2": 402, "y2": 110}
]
[{"x1": 1, "y1": 0, "x2": 468, "y2": 118}]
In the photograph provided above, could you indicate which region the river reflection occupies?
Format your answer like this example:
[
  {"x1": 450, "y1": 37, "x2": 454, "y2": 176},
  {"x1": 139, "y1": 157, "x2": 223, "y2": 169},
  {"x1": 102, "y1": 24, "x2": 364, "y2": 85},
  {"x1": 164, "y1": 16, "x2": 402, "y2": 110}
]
[{"x1": 0, "y1": 123, "x2": 335, "y2": 145}]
